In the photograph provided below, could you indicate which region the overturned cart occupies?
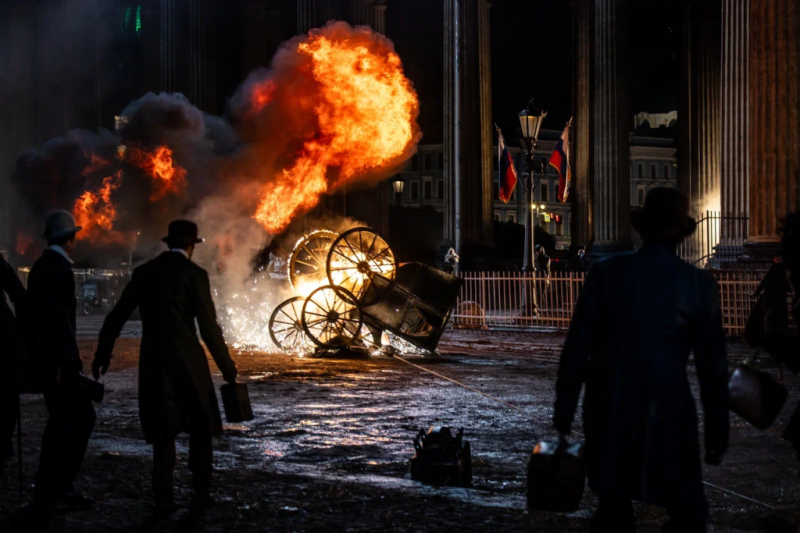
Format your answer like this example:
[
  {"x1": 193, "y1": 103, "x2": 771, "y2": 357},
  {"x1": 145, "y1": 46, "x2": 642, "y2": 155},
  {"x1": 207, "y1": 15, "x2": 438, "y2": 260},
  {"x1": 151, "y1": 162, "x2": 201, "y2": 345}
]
[{"x1": 269, "y1": 227, "x2": 463, "y2": 354}]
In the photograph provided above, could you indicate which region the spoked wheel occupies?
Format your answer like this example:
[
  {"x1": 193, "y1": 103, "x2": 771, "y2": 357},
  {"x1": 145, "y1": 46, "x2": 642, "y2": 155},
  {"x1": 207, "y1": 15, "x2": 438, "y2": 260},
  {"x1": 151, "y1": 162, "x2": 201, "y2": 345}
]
[
  {"x1": 289, "y1": 230, "x2": 339, "y2": 295},
  {"x1": 326, "y1": 227, "x2": 396, "y2": 306},
  {"x1": 269, "y1": 297, "x2": 309, "y2": 353},
  {"x1": 301, "y1": 285, "x2": 363, "y2": 348},
  {"x1": 82, "y1": 301, "x2": 95, "y2": 316}
]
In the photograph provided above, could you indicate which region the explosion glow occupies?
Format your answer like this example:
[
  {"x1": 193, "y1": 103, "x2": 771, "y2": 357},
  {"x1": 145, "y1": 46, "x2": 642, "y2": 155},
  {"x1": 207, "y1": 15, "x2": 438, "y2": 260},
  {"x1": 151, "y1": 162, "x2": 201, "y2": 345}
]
[
  {"x1": 252, "y1": 26, "x2": 420, "y2": 234},
  {"x1": 73, "y1": 171, "x2": 128, "y2": 244},
  {"x1": 125, "y1": 145, "x2": 188, "y2": 201}
]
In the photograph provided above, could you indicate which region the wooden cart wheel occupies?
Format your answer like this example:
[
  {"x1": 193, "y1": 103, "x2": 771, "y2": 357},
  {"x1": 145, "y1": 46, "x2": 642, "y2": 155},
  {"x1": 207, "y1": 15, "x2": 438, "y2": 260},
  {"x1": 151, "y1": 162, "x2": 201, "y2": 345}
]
[
  {"x1": 269, "y1": 297, "x2": 308, "y2": 353},
  {"x1": 288, "y1": 230, "x2": 339, "y2": 295},
  {"x1": 301, "y1": 285, "x2": 363, "y2": 348},
  {"x1": 326, "y1": 227, "x2": 396, "y2": 306}
]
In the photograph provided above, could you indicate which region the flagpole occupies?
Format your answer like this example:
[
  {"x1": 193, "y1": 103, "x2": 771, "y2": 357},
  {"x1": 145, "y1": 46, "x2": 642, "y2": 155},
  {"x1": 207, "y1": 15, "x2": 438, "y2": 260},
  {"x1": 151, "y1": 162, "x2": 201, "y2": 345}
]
[{"x1": 453, "y1": 0, "x2": 462, "y2": 275}]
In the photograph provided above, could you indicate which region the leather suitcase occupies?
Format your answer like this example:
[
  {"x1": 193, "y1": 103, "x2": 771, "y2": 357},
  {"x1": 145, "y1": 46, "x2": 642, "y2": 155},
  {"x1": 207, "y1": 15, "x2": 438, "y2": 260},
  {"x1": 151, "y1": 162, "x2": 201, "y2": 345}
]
[
  {"x1": 220, "y1": 382, "x2": 254, "y2": 423},
  {"x1": 729, "y1": 364, "x2": 787, "y2": 430},
  {"x1": 527, "y1": 439, "x2": 586, "y2": 513}
]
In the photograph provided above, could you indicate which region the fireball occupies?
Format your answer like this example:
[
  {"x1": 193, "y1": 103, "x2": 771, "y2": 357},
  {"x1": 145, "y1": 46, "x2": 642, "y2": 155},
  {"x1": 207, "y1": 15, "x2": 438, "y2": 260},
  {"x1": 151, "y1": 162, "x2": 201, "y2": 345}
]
[
  {"x1": 73, "y1": 170, "x2": 130, "y2": 244},
  {"x1": 252, "y1": 25, "x2": 420, "y2": 234}
]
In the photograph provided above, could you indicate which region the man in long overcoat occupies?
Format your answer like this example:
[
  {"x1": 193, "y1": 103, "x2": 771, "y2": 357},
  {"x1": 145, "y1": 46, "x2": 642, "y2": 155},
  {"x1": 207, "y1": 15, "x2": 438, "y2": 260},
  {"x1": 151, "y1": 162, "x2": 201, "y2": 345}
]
[
  {"x1": 554, "y1": 188, "x2": 729, "y2": 532},
  {"x1": 0, "y1": 253, "x2": 27, "y2": 465},
  {"x1": 28, "y1": 211, "x2": 96, "y2": 507},
  {"x1": 93, "y1": 220, "x2": 238, "y2": 515}
]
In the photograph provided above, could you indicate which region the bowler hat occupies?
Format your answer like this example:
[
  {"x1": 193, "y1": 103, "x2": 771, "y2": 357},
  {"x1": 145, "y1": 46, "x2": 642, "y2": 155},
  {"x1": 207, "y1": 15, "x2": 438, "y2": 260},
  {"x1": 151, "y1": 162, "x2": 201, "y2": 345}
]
[
  {"x1": 42, "y1": 210, "x2": 82, "y2": 240},
  {"x1": 162, "y1": 220, "x2": 204, "y2": 248},
  {"x1": 631, "y1": 187, "x2": 696, "y2": 241}
]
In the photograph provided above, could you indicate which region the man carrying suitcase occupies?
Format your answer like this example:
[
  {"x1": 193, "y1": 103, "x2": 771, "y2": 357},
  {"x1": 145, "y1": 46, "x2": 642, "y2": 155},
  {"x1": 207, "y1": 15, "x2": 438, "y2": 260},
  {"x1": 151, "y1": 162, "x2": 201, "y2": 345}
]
[
  {"x1": 92, "y1": 220, "x2": 238, "y2": 515},
  {"x1": 554, "y1": 188, "x2": 729, "y2": 532}
]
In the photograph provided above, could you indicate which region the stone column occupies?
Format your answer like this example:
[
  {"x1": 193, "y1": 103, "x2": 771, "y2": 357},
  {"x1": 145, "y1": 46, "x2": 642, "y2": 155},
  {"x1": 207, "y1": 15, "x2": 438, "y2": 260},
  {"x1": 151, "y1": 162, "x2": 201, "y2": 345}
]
[
  {"x1": 690, "y1": 0, "x2": 722, "y2": 216},
  {"x1": 348, "y1": 0, "x2": 373, "y2": 27},
  {"x1": 676, "y1": 0, "x2": 692, "y2": 199},
  {"x1": 188, "y1": 0, "x2": 217, "y2": 114},
  {"x1": 720, "y1": 0, "x2": 749, "y2": 242},
  {"x1": 160, "y1": 0, "x2": 217, "y2": 113},
  {"x1": 297, "y1": 0, "x2": 315, "y2": 33},
  {"x1": 443, "y1": 0, "x2": 491, "y2": 262},
  {"x1": 748, "y1": 0, "x2": 799, "y2": 246},
  {"x1": 570, "y1": 0, "x2": 592, "y2": 249},
  {"x1": 373, "y1": 0, "x2": 387, "y2": 34},
  {"x1": 443, "y1": 0, "x2": 457, "y2": 245},
  {"x1": 590, "y1": 0, "x2": 630, "y2": 254},
  {"x1": 479, "y1": 1, "x2": 494, "y2": 245}
]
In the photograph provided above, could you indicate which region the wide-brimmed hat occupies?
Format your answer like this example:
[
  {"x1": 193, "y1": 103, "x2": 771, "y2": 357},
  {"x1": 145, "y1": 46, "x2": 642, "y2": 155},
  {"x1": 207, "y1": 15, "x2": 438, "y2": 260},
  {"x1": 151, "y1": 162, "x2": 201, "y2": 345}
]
[
  {"x1": 162, "y1": 220, "x2": 204, "y2": 248},
  {"x1": 631, "y1": 187, "x2": 696, "y2": 241},
  {"x1": 42, "y1": 210, "x2": 82, "y2": 240}
]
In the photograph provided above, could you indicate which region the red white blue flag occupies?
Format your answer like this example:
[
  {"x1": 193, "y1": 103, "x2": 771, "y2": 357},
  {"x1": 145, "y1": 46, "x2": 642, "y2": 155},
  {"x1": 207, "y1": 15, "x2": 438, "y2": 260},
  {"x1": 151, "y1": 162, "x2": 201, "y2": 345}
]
[
  {"x1": 549, "y1": 120, "x2": 572, "y2": 204},
  {"x1": 497, "y1": 127, "x2": 518, "y2": 204}
]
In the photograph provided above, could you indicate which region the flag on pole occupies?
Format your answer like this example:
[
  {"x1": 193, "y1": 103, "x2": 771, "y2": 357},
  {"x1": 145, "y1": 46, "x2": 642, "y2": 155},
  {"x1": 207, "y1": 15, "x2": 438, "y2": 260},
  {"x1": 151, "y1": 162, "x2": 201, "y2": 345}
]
[
  {"x1": 497, "y1": 127, "x2": 519, "y2": 204},
  {"x1": 549, "y1": 120, "x2": 572, "y2": 203}
]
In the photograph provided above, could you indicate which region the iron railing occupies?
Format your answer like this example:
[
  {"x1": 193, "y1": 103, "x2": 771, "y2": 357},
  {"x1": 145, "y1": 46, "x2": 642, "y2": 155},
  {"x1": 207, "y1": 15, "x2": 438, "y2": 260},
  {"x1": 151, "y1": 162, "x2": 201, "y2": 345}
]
[
  {"x1": 452, "y1": 269, "x2": 764, "y2": 336},
  {"x1": 678, "y1": 211, "x2": 749, "y2": 267}
]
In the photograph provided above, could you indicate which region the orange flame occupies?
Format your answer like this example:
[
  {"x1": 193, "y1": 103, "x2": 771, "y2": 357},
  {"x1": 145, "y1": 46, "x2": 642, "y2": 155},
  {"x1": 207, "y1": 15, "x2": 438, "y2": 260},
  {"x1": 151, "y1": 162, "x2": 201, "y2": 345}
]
[
  {"x1": 73, "y1": 170, "x2": 129, "y2": 244},
  {"x1": 15, "y1": 233, "x2": 34, "y2": 256},
  {"x1": 253, "y1": 26, "x2": 420, "y2": 234},
  {"x1": 125, "y1": 145, "x2": 187, "y2": 201},
  {"x1": 82, "y1": 154, "x2": 111, "y2": 177}
]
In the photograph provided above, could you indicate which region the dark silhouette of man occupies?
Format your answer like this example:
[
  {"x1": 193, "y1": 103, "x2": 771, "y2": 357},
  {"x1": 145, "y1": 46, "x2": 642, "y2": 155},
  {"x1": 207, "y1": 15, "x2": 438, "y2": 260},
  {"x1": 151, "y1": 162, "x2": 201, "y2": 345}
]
[
  {"x1": 554, "y1": 188, "x2": 729, "y2": 532},
  {"x1": 776, "y1": 214, "x2": 800, "y2": 473},
  {"x1": 27, "y1": 211, "x2": 96, "y2": 507},
  {"x1": 0, "y1": 253, "x2": 27, "y2": 467},
  {"x1": 746, "y1": 253, "x2": 795, "y2": 371},
  {"x1": 93, "y1": 220, "x2": 238, "y2": 515}
]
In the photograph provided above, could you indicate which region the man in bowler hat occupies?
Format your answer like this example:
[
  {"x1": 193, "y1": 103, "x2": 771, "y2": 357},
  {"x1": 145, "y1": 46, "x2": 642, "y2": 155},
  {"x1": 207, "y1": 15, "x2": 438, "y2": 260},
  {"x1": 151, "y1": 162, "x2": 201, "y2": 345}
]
[
  {"x1": 554, "y1": 188, "x2": 729, "y2": 532},
  {"x1": 93, "y1": 220, "x2": 238, "y2": 515},
  {"x1": 28, "y1": 211, "x2": 96, "y2": 507}
]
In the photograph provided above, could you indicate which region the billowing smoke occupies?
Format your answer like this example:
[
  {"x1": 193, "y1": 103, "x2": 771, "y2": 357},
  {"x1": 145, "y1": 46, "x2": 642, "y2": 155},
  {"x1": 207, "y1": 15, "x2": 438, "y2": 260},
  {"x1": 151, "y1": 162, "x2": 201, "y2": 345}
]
[{"x1": 11, "y1": 23, "x2": 420, "y2": 350}]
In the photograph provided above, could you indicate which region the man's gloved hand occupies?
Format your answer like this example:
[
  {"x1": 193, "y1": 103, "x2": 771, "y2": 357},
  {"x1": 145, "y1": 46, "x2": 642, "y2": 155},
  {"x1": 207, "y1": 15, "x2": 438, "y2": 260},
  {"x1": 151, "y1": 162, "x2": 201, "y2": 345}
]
[
  {"x1": 92, "y1": 352, "x2": 111, "y2": 381},
  {"x1": 705, "y1": 449, "x2": 725, "y2": 466}
]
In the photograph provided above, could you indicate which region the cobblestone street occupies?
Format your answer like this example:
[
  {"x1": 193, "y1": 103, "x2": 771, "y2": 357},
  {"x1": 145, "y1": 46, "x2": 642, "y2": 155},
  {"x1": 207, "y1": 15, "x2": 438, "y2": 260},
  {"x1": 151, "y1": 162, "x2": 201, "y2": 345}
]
[{"x1": 1, "y1": 320, "x2": 800, "y2": 531}]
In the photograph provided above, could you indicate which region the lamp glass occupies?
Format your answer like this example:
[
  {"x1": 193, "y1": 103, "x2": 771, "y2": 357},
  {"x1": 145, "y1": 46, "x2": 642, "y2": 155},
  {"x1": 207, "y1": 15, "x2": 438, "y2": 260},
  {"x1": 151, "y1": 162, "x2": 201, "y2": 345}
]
[
  {"x1": 393, "y1": 179, "x2": 405, "y2": 194},
  {"x1": 518, "y1": 106, "x2": 548, "y2": 141}
]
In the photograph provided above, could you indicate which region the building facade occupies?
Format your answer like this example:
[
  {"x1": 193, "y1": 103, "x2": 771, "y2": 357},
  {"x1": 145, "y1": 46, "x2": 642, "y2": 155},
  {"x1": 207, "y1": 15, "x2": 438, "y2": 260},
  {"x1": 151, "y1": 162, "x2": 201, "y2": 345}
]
[{"x1": 390, "y1": 130, "x2": 677, "y2": 252}]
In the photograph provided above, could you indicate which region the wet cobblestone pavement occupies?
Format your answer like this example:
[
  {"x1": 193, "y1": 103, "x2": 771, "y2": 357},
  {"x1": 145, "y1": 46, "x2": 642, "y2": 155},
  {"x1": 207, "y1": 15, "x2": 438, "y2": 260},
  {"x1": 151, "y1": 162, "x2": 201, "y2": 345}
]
[{"x1": 2, "y1": 320, "x2": 800, "y2": 531}]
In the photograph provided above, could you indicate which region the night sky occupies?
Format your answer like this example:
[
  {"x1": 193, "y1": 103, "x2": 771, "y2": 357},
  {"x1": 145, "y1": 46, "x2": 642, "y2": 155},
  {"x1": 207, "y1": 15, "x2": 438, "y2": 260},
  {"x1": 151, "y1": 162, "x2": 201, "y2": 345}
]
[{"x1": 386, "y1": 0, "x2": 679, "y2": 143}]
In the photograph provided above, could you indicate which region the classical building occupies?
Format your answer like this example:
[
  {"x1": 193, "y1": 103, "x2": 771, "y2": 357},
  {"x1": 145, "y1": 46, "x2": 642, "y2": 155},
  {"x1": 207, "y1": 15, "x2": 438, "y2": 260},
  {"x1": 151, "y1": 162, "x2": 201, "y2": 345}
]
[{"x1": 390, "y1": 130, "x2": 677, "y2": 252}]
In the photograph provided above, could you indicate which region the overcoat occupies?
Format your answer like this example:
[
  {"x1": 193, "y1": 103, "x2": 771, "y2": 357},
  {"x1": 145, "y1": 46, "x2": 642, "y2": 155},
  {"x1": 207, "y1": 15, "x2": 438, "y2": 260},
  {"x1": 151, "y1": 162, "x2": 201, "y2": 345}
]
[
  {"x1": 554, "y1": 245, "x2": 729, "y2": 508},
  {"x1": 0, "y1": 255, "x2": 27, "y2": 392},
  {"x1": 27, "y1": 249, "x2": 81, "y2": 388},
  {"x1": 97, "y1": 252, "x2": 237, "y2": 443}
]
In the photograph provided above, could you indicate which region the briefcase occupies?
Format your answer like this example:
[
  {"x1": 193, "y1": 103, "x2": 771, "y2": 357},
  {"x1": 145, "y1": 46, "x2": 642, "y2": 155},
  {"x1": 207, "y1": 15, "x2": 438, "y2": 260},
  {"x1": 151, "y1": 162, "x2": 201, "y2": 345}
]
[
  {"x1": 220, "y1": 382, "x2": 254, "y2": 423},
  {"x1": 527, "y1": 439, "x2": 586, "y2": 513},
  {"x1": 729, "y1": 364, "x2": 787, "y2": 430}
]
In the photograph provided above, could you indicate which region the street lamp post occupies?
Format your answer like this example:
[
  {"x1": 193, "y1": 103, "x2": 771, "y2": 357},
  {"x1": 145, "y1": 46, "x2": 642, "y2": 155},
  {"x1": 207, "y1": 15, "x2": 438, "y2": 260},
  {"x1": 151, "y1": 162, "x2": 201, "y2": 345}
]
[
  {"x1": 392, "y1": 177, "x2": 405, "y2": 206},
  {"x1": 518, "y1": 101, "x2": 547, "y2": 319},
  {"x1": 519, "y1": 101, "x2": 548, "y2": 272}
]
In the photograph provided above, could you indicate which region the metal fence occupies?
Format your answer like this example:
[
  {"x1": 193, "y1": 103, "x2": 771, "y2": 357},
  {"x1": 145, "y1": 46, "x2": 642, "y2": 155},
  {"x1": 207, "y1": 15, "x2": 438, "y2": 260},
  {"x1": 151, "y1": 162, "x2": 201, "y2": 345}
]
[
  {"x1": 452, "y1": 270, "x2": 764, "y2": 336},
  {"x1": 678, "y1": 211, "x2": 749, "y2": 267},
  {"x1": 17, "y1": 268, "x2": 122, "y2": 293}
]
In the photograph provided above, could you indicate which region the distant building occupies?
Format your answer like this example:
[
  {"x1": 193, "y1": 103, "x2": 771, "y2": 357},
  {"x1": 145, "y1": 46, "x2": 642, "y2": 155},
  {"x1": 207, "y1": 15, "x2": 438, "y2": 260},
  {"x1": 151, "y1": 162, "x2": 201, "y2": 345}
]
[{"x1": 389, "y1": 130, "x2": 677, "y2": 251}]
